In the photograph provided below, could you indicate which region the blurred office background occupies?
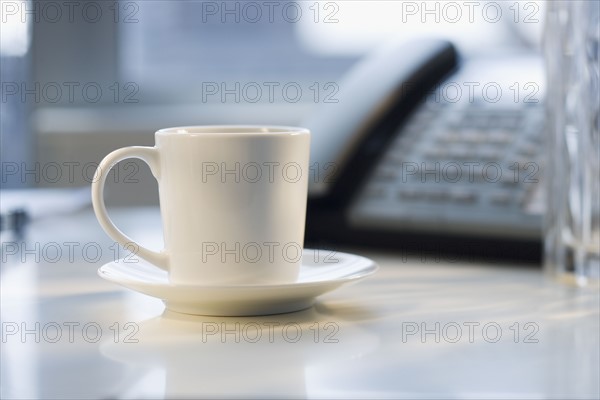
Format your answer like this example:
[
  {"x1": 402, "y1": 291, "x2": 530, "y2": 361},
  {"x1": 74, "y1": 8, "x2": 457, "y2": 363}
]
[{"x1": 2, "y1": 0, "x2": 544, "y2": 203}]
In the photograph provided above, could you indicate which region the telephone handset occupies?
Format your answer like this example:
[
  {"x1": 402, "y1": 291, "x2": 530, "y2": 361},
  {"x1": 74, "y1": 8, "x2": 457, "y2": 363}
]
[
  {"x1": 303, "y1": 38, "x2": 544, "y2": 262},
  {"x1": 306, "y1": 38, "x2": 458, "y2": 204}
]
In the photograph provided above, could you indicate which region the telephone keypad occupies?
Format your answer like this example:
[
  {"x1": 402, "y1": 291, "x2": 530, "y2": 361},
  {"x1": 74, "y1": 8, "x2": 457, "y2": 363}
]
[{"x1": 349, "y1": 103, "x2": 544, "y2": 239}]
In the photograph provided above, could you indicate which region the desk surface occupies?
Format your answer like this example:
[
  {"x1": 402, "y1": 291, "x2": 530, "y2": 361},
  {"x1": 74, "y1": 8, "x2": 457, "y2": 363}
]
[{"x1": 1, "y1": 207, "x2": 598, "y2": 399}]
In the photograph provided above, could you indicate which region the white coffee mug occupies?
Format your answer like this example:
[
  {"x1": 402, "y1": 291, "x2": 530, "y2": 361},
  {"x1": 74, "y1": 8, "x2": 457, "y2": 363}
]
[{"x1": 91, "y1": 125, "x2": 310, "y2": 285}]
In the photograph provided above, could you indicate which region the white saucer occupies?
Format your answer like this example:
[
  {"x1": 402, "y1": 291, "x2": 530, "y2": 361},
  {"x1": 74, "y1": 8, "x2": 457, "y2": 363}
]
[{"x1": 98, "y1": 249, "x2": 378, "y2": 316}]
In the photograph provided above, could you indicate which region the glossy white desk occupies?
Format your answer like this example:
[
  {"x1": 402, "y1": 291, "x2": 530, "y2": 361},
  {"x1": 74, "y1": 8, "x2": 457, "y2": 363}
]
[{"x1": 1, "y1": 208, "x2": 598, "y2": 399}]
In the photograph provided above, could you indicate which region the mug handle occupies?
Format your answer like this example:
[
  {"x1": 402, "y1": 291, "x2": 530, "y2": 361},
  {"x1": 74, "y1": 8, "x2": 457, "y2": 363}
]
[{"x1": 91, "y1": 146, "x2": 169, "y2": 271}]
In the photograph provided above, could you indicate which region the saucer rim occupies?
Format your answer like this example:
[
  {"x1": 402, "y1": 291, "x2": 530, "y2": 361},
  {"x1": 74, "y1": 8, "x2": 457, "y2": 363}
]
[{"x1": 98, "y1": 251, "x2": 379, "y2": 290}]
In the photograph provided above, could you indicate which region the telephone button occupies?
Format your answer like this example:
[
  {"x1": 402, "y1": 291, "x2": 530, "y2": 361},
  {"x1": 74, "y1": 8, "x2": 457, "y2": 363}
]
[
  {"x1": 449, "y1": 190, "x2": 478, "y2": 204},
  {"x1": 489, "y1": 192, "x2": 513, "y2": 206},
  {"x1": 397, "y1": 188, "x2": 423, "y2": 201},
  {"x1": 425, "y1": 190, "x2": 449, "y2": 202}
]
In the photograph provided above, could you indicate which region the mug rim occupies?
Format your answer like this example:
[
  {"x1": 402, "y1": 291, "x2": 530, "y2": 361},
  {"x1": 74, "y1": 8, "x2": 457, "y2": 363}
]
[{"x1": 156, "y1": 125, "x2": 309, "y2": 136}]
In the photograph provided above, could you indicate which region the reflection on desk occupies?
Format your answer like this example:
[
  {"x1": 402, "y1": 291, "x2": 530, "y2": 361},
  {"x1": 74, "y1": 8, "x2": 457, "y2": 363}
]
[{"x1": 1, "y1": 207, "x2": 598, "y2": 399}]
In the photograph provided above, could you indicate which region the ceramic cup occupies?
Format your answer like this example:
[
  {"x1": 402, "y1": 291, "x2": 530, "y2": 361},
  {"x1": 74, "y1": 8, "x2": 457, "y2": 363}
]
[{"x1": 91, "y1": 125, "x2": 310, "y2": 285}]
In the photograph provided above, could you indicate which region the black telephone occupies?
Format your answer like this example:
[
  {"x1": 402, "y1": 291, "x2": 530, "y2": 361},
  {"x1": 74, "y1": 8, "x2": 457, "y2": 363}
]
[{"x1": 303, "y1": 38, "x2": 545, "y2": 262}]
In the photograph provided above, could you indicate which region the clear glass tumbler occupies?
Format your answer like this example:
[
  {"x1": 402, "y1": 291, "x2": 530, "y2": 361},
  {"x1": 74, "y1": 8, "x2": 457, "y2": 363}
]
[{"x1": 544, "y1": 1, "x2": 600, "y2": 286}]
